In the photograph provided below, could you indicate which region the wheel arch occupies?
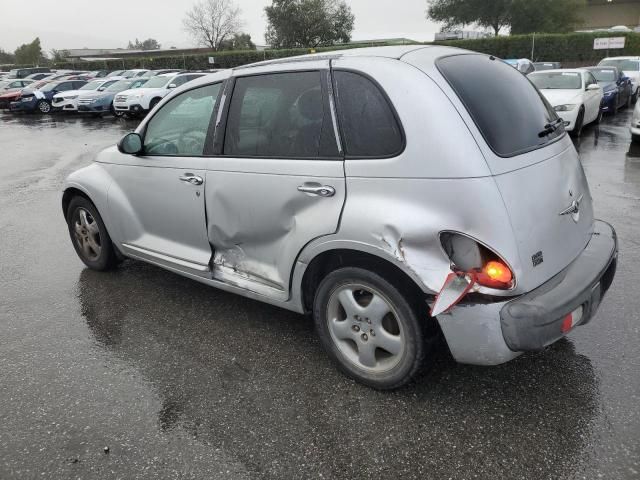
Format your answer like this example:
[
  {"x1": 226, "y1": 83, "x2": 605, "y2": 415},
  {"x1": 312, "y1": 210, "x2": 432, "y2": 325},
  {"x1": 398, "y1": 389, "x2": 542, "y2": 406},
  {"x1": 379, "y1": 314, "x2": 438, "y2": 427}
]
[
  {"x1": 296, "y1": 246, "x2": 432, "y2": 315},
  {"x1": 62, "y1": 186, "x2": 93, "y2": 217}
]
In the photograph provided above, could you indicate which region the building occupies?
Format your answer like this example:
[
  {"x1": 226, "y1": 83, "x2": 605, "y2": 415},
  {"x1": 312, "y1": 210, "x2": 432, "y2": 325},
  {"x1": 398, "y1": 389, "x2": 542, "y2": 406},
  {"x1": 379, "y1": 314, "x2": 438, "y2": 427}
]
[
  {"x1": 581, "y1": 0, "x2": 640, "y2": 30},
  {"x1": 434, "y1": 31, "x2": 491, "y2": 41}
]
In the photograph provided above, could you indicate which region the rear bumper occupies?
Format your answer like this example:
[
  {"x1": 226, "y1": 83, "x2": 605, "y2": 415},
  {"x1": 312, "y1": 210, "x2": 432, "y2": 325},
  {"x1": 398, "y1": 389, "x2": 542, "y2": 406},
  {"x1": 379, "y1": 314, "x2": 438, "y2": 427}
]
[
  {"x1": 500, "y1": 220, "x2": 617, "y2": 351},
  {"x1": 437, "y1": 220, "x2": 617, "y2": 365}
]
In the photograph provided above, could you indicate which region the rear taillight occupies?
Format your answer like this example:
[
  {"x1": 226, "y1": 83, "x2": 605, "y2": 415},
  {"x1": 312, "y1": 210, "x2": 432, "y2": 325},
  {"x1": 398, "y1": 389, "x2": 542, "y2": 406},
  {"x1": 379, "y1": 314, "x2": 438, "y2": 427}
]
[
  {"x1": 440, "y1": 232, "x2": 514, "y2": 290},
  {"x1": 476, "y1": 260, "x2": 513, "y2": 289}
]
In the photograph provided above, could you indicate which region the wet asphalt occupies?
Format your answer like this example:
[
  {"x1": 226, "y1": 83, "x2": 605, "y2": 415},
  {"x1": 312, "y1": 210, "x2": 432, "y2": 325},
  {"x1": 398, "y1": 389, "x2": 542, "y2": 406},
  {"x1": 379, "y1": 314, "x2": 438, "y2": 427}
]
[{"x1": 0, "y1": 108, "x2": 638, "y2": 480}]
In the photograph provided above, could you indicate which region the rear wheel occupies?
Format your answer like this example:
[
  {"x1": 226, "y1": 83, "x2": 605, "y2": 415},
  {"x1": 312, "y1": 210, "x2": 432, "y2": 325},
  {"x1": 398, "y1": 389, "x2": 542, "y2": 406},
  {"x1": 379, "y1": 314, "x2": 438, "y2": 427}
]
[
  {"x1": 313, "y1": 267, "x2": 427, "y2": 390},
  {"x1": 627, "y1": 92, "x2": 633, "y2": 109},
  {"x1": 36, "y1": 100, "x2": 51, "y2": 114},
  {"x1": 66, "y1": 196, "x2": 117, "y2": 271}
]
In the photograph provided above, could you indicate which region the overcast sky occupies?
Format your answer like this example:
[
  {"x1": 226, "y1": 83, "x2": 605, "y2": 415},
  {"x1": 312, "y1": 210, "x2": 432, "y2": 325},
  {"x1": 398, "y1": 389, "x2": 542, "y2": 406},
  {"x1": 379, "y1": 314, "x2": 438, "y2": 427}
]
[{"x1": 0, "y1": 0, "x2": 441, "y2": 53}]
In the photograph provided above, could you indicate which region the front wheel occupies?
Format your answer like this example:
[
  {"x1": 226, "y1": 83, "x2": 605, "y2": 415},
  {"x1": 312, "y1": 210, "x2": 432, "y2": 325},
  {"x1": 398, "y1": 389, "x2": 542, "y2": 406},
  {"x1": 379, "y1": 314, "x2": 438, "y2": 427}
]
[
  {"x1": 313, "y1": 267, "x2": 427, "y2": 389},
  {"x1": 66, "y1": 196, "x2": 118, "y2": 271},
  {"x1": 111, "y1": 104, "x2": 125, "y2": 118},
  {"x1": 571, "y1": 107, "x2": 585, "y2": 138},
  {"x1": 36, "y1": 100, "x2": 51, "y2": 114}
]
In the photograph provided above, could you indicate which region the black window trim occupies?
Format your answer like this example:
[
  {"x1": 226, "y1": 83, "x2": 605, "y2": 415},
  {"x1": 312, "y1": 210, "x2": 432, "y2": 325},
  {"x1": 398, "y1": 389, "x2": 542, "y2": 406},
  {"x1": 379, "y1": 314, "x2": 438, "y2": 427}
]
[
  {"x1": 435, "y1": 53, "x2": 567, "y2": 159},
  {"x1": 139, "y1": 80, "x2": 226, "y2": 158},
  {"x1": 215, "y1": 68, "x2": 344, "y2": 161},
  {"x1": 330, "y1": 66, "x2": 407, "y2": 160}
]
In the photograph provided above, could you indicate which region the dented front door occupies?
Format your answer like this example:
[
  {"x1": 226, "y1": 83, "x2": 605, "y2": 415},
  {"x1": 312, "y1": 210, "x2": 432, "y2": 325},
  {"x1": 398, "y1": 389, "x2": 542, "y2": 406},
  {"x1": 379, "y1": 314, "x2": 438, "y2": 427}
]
[{"x1": 205, "y1": 64, "x2": 345, "y2": 299}]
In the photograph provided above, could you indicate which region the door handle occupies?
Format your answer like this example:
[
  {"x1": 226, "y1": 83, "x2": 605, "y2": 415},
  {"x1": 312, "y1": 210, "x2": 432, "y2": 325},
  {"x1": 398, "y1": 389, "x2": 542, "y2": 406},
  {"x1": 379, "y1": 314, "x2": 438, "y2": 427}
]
[
  {"x1": 179, "y1": 173, "x2": 203, "y2": 186},
  {"x1": 297, "y1": 184, "x2": 336, "y2": 197}
]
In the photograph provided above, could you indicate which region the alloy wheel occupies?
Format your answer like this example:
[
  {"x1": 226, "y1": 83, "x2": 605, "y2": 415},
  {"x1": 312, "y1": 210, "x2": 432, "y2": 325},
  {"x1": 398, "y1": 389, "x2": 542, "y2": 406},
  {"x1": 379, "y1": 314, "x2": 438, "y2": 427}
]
[
  {"x1": 326, "y1": 283, "x2": 405, "y2": 373},
  {"x1": 73, "y1": 208, "x2": 102, "y2": 261},
  {"x1": 38, "y1": 101, "x2": 50, "y2": 113}
]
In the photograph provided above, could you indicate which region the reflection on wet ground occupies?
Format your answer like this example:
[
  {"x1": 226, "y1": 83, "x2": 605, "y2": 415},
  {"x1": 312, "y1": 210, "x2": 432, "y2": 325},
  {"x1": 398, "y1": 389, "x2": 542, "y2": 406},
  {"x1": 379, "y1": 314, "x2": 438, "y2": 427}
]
[{"x1": 0, "y1": 110, "x2": 639, "y2": 479}]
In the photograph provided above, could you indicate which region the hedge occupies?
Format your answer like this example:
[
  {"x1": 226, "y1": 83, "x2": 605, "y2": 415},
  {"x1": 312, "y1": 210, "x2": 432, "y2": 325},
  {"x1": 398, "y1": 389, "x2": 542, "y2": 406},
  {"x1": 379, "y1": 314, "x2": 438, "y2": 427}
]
[
  {"x1": 12, "y1": 32, "x2": 640, "y2": 71},
  {"x1": 434, "y1": 32, "x2": 640, "y2": 64}
]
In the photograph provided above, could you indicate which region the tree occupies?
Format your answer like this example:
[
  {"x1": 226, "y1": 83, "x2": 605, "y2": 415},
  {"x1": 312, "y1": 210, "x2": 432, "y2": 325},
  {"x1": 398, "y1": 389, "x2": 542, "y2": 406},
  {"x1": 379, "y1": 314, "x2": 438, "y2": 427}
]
[
  {"x1": 0, "y1": 48, "x2": 15, "y2": 64},
  {"x1": 14, "y1": 37, "x2": 43, "y2": 65},
  {"x1": 50, "y1": 49, "x2": 70, "y2": 62},
  {"x1": 510, "y1": 0, "x2": 585, "y2": 35},
  {"x1": 127, "y1": 38, "x2": 161, "y2": 50},
  {"x1": 427, "y1": 0, "x2": 585, "y2": 37},
  {"x1": 218, "y1": 33, "x2": 256, "y2": 51},
  {"x1": 183, "y1": 0, "x2": 243, "y2": 51},
  {"x1": 265, "y1": 0, "x2": 355, "y2": 49},
  {"x1": 427, "y1": 0, "x2": 511, "y2": 36}
]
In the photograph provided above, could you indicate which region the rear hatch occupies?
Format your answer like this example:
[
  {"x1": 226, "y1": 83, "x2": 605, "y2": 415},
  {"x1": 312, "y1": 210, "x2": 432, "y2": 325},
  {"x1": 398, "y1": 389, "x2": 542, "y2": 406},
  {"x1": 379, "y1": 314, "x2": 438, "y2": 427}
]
[{"x1": 435, "y1": 54, "x2": 594, "y2": 292}]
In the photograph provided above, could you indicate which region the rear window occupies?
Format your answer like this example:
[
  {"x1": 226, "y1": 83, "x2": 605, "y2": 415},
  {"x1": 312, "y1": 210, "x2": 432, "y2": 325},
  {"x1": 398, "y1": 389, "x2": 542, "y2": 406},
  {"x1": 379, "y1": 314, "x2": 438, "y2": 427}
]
[{"x1": 437, "y1": 54, "x2": 563, "y2": 157}]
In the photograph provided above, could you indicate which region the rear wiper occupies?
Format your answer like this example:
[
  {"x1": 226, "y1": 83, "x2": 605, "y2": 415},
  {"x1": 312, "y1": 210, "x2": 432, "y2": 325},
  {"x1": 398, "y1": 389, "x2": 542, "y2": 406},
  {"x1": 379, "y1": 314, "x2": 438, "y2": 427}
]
[{"x1": 538, "y1": 118, "x2": 563, "y2": 137}]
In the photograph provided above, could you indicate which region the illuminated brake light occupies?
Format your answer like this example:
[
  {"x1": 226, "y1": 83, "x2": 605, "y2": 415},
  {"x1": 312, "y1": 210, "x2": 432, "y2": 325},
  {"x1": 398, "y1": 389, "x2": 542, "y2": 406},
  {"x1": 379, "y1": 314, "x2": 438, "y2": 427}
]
[{"x1": 476, "y1": 260, "x2": 513, "y2": 289}]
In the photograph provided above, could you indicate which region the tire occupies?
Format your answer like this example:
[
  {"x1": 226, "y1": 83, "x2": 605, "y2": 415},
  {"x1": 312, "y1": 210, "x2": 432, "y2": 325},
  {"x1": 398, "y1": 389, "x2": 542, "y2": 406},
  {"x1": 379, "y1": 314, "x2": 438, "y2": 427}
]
[
  {"x1": 313, "y1": 267, "x2": 427, "y2": 390},
  {"x1": 627, "y1": 92, "x2": 633, "y2": 109},
  {"x1": 36, "y1": 100, "x2": 51, "y2": 114},
  {"x1": 149, "y1": 97, "x2": 161, "y2": 110},
  {"x1": 632, "y1": 134, "x2": 640, "y2": 144},
  {"x1": 111, "y1": 104, "x2": 125, "y2": 118},
  {"x1": 595, "y1": 107, "x2": 603, "y2": 123},
  {"x1": 633, "y1": 89, "x2": 639, "y2": 105},
  {"x1": 66, "y1": 196, "x2": 118, "y2": 271},
  {"x1": 571, "y1": 107, "x2": 585, "y2": 137}
]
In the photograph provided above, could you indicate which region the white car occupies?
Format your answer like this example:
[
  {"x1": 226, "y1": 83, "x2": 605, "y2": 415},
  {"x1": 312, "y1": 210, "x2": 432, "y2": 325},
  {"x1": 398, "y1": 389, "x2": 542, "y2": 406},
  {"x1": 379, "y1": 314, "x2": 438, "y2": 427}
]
[
  {"x1": 0, "y1": 78, "x2": 34, "y2": 93},
  {"x1": 529, "y1": 69, "x2": 603, "y2": 135},
  {"x1": 121, "y1": 69, "x2": 150, "y2": 79},
  {"x1": 52, "y1": 77, "x2": 124, "y2": 111},
  {"x1": 631, "y1": 101, "x2": 640, "y2": 143},
  {"x1": 598, "y1": 56, "x2": 640, "y2": 103},
  {"x1": 113, "y1": 73, "x2": 205, "y2": 116}
]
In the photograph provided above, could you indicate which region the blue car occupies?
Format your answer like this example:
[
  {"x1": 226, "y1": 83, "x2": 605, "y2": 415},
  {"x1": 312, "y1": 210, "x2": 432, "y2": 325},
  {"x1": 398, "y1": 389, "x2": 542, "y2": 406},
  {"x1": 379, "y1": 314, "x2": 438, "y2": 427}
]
[
  {"x1": 10, "y1": 79, "x2": 87, "y2": 113},
  {"x1": 76, "y1": 78, "x2": 148, "y2": 116},
  {"x1": 585, "y1": 66, "x2": 633, "y2": 114}
]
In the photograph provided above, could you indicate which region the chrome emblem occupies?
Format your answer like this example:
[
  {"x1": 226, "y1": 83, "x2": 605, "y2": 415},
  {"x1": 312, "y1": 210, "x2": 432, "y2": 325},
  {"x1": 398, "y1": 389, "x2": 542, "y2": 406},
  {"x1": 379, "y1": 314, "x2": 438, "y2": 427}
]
[{"x1": 559, "y1": 193, "x2": 584, "y2": 223}]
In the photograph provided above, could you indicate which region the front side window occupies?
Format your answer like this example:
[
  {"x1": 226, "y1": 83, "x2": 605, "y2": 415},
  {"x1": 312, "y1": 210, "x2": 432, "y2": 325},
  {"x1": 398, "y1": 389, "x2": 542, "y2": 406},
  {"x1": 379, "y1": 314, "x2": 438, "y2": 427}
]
[
  {"x1": 144, "y1": 83, "x2": 221, "y2": 156},
  {"x1": 333, "y1": 71, "x2": 404, "y2": 158},
  {"x1": 438, "y1": 54, "x2": 563, "y2": 157},
  {"x1": 590, "y1": 69, "x2": 617, "y2": 83},
  {"x1": 224, "y1": 71, "x2": 338, "y2": 158}
]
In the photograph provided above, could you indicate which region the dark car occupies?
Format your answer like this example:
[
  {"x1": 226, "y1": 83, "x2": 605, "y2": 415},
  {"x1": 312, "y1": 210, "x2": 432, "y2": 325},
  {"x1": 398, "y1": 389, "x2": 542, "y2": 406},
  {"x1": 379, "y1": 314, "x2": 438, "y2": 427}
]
[
  {"x1": 10, "y1": 80, "x2": 87, "y2": 113},
  {"x1": 533, "y1": 62, "x2": 562, "y2": 71},
  {"x1": 585, "y1": 66, "x2": 633, "y2": 114},
  {"x1": 7, "y1": 67, "x2": 51, "y2": 79}
]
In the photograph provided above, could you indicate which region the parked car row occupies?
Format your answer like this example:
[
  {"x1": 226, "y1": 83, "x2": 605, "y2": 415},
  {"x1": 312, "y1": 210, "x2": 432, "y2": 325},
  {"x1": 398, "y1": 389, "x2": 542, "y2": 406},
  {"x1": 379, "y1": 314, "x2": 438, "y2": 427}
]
[{"x1": 0, "y1": 68, "x2": 210, "y2": 118}]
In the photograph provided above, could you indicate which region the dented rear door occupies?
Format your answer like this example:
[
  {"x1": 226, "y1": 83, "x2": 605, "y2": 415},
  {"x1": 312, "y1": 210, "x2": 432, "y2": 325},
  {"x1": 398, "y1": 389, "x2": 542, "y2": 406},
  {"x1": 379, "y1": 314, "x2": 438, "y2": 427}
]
[{"x1": 205, "y1": 61, "x2": 345, "y2": 299}]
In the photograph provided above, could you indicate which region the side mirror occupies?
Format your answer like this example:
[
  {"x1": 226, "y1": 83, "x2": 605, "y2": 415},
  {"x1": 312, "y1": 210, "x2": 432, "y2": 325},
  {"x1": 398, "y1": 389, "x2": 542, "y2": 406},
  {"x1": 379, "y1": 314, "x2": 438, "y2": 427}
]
[
  {"x1": 587, "y1": 84, "x2": 600, "y2": 91},
  {"x1": 98, "y1": 87, "x2": 105, "y2": 91},
  {"x1": 117, "y1": 132, "x2": 143, "y2": 155},
  {"x1": 168, "y1": 83, "x2": 177, "y2": 89}
]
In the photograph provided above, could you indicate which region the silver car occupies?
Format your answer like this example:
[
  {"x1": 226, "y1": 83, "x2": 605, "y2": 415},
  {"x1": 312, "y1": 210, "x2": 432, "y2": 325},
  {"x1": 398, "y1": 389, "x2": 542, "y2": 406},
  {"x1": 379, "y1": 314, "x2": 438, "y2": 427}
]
[{"x1": 62, "y1": 46, "x2": 618, "y2": 389}]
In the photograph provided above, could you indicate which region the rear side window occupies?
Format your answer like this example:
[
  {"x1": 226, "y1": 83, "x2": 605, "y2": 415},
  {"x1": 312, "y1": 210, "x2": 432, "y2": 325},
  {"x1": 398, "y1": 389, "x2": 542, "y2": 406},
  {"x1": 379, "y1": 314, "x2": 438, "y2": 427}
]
[
  {"x1": 224, "y1": 71, "x2": 338, "y2": 158},
  {"x1": 437, "y1": 54, "x2": 563, "y2": 157},
  {"x1": 333, "y1": 71, "x2": 403, "y2": 157}
]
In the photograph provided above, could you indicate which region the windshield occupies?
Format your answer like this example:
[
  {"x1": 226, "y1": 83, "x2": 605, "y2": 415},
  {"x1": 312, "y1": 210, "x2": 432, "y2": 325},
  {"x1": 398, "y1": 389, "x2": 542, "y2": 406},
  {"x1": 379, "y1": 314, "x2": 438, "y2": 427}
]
[
  {"x1": 106, "y1": 80, "x2": 135, "y2": 92},
  {"x1": 130, "y1": 79, "x2": 149, "y2": 89},
  {"x1": 529, "y1": 72, "x2": 582, "y2": 89},
  {"x1": 589, "y1": 69, "x2": 617, "y2": 82},
  {"x1": 39, "y1": 82, "x2": 61, "y2": 92},
  {"x1": 121, "y1": 70, "x2": 137, "y2": 78},
  {"x1": 599, "y1": 59, "x2": 640, "y2": 72},
  {"x1": 141, "y1": 76, "x2": 171, "y2": 88},
  {"x1": 80, "y1": 80, "x2": 103, "y2": 91}
]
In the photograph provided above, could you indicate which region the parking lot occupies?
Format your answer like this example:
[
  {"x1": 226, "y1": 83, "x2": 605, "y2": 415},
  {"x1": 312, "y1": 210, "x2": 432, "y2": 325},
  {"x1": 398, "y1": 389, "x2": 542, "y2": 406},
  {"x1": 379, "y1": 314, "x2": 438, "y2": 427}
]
[{"x1": 0, "y1": 109, "x2": 639, "y2": 479}]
